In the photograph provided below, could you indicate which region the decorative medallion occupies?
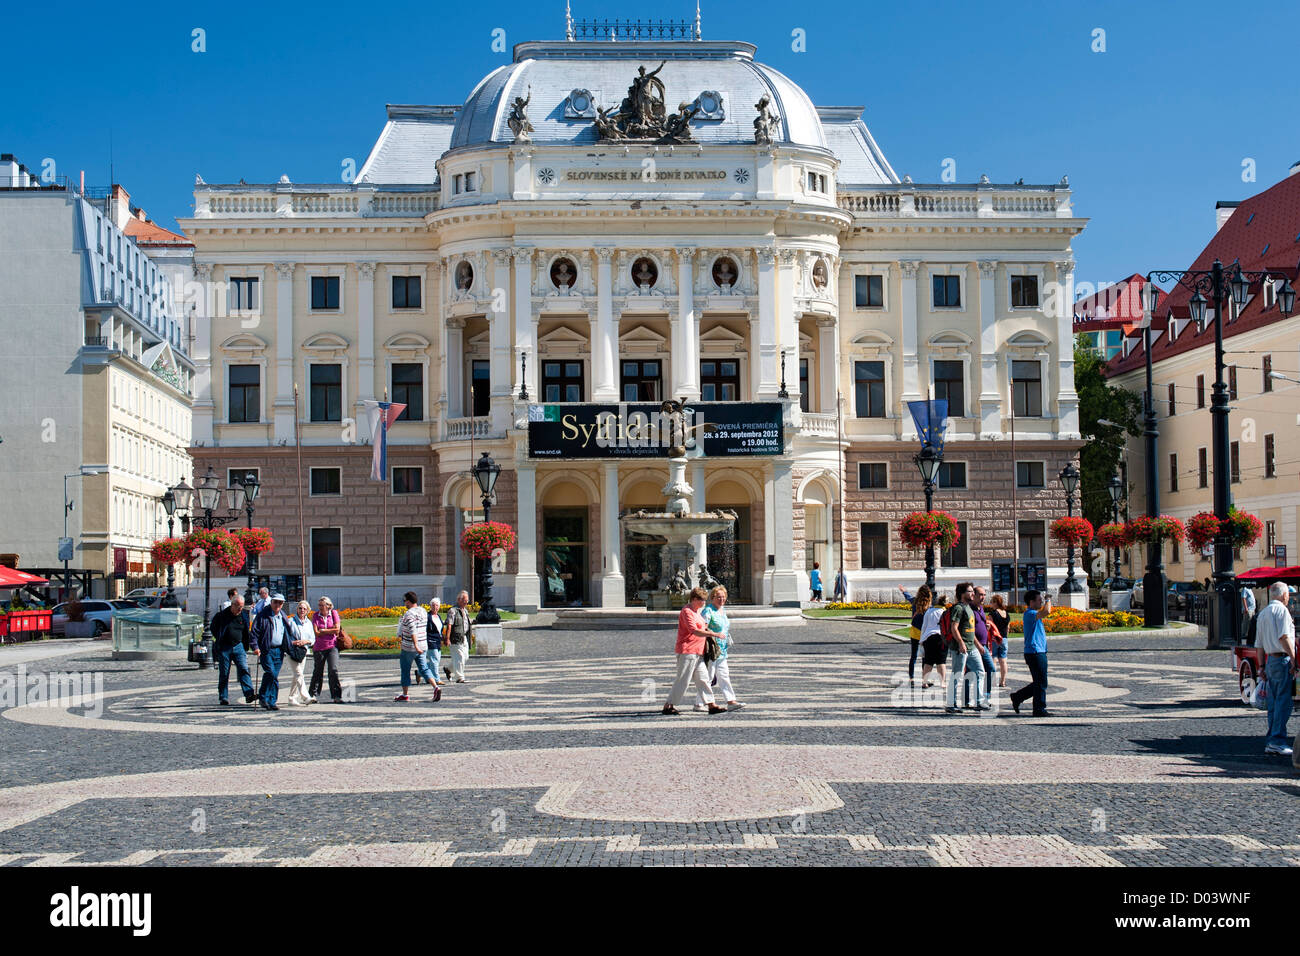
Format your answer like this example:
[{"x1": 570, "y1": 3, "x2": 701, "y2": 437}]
[
  {"x1": 711, "y1": 256, "x2": 739, "y2": 293},
  {"x1": 537, "y1": 167, "x2": 556, "y2": 186},
  {"x1": 550, "y1": 257, "x2": 578, "y2": 291},
  {"x1": 733, "y1": 168, "x2": 750, "y2": 184},
  {"x1": 455, "y1": 261, "x2": 474, "y2": 292},
  {"x1": 592, "y1": 62, "x2": 698, "y2": 145},
  {"x1": 694, "y1": 89, "x2": 725, "y2": 119},
  {"x1": 565, "y1": 88, "x2": 596, "y2": 119},
  {"x1": 630, "y1": 257, "x2": 659, "y2": 290}
]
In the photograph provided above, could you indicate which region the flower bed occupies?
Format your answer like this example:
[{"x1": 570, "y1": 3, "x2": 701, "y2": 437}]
[
  {"x1": 328, "y1": 602, "x2": 481, "y2": 620},
  {"x1": 1007, "y1": 608, "x2": 1144, "y2": 633},
  {"x1": 822, "y1": 601, "x2": 912, "y2": 611}
]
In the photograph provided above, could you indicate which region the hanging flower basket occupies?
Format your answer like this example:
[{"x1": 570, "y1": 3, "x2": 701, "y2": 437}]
[
  {"x1": 1095, "y1": 523, "x2": 1133, "y2": 550},
  {"x1": 1227, "y1": 507, "x2": 1263, "y2": 548},
  {"x1": 1127, "y1": 514, "x2": 1185, "y2": 544},
  {"x1": 459, "y1": 522, "x2": 518, "y2": 560},
  {"x1": 1185, "y1": 513, "x2": 1221, "y2": 552},
  {"x1": 1049, "y1": 516, "x2": 1094, "y2": 547},
  {"x1": 233, "y1": 527, "x2": 275, "y2": 557},
  {"x1": 898, "y1": 511, "x2": 962, "y2": 551},
  {"x1": 150, "y1": 538, "x2": 187, "y2": 566},
  {"x1": 184, "y1": 528, "x2": 247, "y2": 576}
]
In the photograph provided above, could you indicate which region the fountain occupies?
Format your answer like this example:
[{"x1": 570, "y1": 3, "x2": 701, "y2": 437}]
[{"x1": 619, "y1": 401, "x2": 736, "y2": 607}]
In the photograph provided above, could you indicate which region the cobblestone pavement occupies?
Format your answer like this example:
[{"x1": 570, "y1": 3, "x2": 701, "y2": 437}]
[{"x1": 1, "y1": 619, "x2": 1296, "y2": 866}]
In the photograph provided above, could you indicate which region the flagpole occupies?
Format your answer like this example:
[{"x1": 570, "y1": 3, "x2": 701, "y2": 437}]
[
  {"x1": 294, "y1": 383, "x2": 308, "y2": 606},
  {"x1": 382, "y1": 388, "x2": 389, "y2": 609}
]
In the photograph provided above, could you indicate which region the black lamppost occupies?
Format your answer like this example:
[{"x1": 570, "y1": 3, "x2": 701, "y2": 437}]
[
  {"x1": 180, "y1": 465, "x2": 247, "y2": 639},
  {"x1": 914, "y1": 442, "x2": 943, "y2": 592},
  {"x1": 473, "y1": 452, "x2": 502, "y2": 625},
  {"x1": 1134, "y1": 281, "x2": 1168, "y2": 627},
  {"x1": 1107, "y1": 473, "x2": 1123, "y2": 584},
  {"x1": 160, "y1": 487, "x2": 178, "y2": 602},
  {"x1": 1057, "y1": 462, "x2": 1083, "y2": 596},
  {"x1": 1147, "y1": 263, "x2": 1295, "y2": 646},
  {"x1": 238, "y1": 471, "x2": 261, "y2": 606}
]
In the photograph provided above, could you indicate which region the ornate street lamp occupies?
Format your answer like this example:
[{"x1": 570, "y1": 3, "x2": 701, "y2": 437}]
[
  {"x1": 160, "y1": 488, "x2": 177, "y2": 603},
  {"x1": 473, "y1": 452, "x2": 503, "y2": 625},
  {"x1": 185, "y1": 465, "x2": 244, "y2": 639},
  {"x1": 1146, "y1": 260, "x2": 1294, "y2": 646},
  {"x1": 1107, "y1": 473, "x2": 1124, "y2": 584},
  {"x1": 235, "y1": 471, "x2": 260, "y2": 605},
  {"x1": 1057, "y1": 462, "x2": 1083, "y2": 595},
  {"x1": 913, "y1": 442, "x2": 943, "y2": 592}
]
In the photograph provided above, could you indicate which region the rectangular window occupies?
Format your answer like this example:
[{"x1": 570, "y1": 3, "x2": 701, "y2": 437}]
[
  {"x1": 1230, "y1": 441, "x2": 1241, "y2": 483},
  {"x1": 391, "y1": 275, "x2": 422, "y2": 309},
  {"x1": 1016, "y1": 461, "x2": 1045, "y2": 488},
  {"x1": 859, "y1": 522, "x2": 889, "y2": 569},
  {"x1": 1018, "y1": 520, "x2": 1046, "y2": 560},
  {"x1": 1228, "y1": 365, "x2": 1238, "y2": 400},
  {"x1": 1196, "y1": 374, "x2": 1206, "y2": 408},
  {"x1": 941, "y1": 520, "x2": 969, "y2": 567},
  {"x1": 542, "y1": 360, "x2": 584, "y2": 404},
  {"x1": 1169, "y1": 453, "x2": 1178, "y2": 492},
  {"x1": 309, "y1": 363, "x2": 343, "y2": 422},
  {"x1": 229, "y1": 277, "x2": 259, "y2": 312},
  {"x1": 699, "y1": 359, "x2": 740, "y2": 402},
  {"x1": 392, "y1": 467, "x2": 423, "y2": 495},
  {"x1": 311, "y1": 528, "x2": 341, "y2": 575},
  {"x1": 857, "y1": 462, "x2": 887, "y2": 489},
  {"x1": 1167, "y1": 382, "x2": 1176, "y2": 417},
  {"x1": 452, "y1": 174, "x2": 462, "y2": 194},
  {"x1": 854, "y1": 274, "x2": 884, "y2": 308},
  {"x1": 1011, "y1": 360, "x2": 1043, "y2": 417},
  {"x1": 853, "y1": 361, "x2": 886, "y2": 418},
  {"x1": 391, "y1": 363, "x2": 424, "y2": 421},
  {"x1": 228, "y1": 364, "x2": 260, "y2": 423},
  {"x1": 798, "y1": 357, "x2": 810, "y2": 413},
  {"x1": 470, "y1": 360, "x2": 492, "y2": 415},
  {"x1": 933, "y1": 360, "x2": 965, "y2": 418},
  {"x1": 393, "y1": 527, "x2": 423, "y2": 575},
  {"x1": 1266, "y1": 520, "x2": 1277, "y2": 555},
  {"x1": 1198, "y1": 447, "x2": 1208, "y2": 488},
  {"x1": 1265, "y1": 433, "x2": 1275, "y2": 478},
  {"x1": 938, "y1": 461, "x2": 967, "y2": 489},
  {"x1": 1172, "y1": 537, "x2": 1181, "y2": 564},
  {"x1": 1263, "y1": 354, "x2": 1273, "y2": 392},
  {"x1": 1010, "y1": 275, "x2": 1039, "y2": 308},
  {"x1": 932, "y1": 274, "x2": 961, "y2": 308},
  {"x1": 620, "y1": 360, "x2": 661, "y2": 402},
  {"x1": 310, "y1": 467, "x2": 341, "y2": 496},
  {"x1": 310, "y1": 276, "x2": 340, "y2": 310},
  {"x1": 464, "y1": 171, "x2": 476, "y2": 191}
]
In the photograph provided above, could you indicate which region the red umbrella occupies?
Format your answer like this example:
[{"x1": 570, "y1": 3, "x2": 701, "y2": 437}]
[
  {"x1": 0, "y1": 566, "x2": 48, "y2": 587},
  {"x1": 1237, "y1": 566, "x2": 1300, "y2": 584}
]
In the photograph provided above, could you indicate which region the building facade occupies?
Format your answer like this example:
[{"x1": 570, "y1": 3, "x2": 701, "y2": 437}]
[
  {"x1": 1106, "y1": 168, "x2": 1300, "y2": 583},
  {"x1": 0, "y1": 157, "x2": 195, "y2": 596},
  {"x1": 179, "y1": 28, "x2": 1086, "y2": 610}
]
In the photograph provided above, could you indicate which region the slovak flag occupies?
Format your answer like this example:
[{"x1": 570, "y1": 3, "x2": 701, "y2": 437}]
[{"x1": 362, "y1": 400, "x2": 406, "y2": 481}]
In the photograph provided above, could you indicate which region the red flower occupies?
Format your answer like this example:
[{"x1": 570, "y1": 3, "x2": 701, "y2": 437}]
[
  {"x1": 459, "y1": 522, "x2": 518, "y2": 560},
  {"x1": 183, "y1": 528, "x2": 247, "y2": 576},
  {"x1": 1049, "y1": 516, "x2": 1094, "y2": 547},
  {"x1": 233, "y1": 527, "x2": 275, "y2": 557},
  {"x1": 1185, "y1": 513, "x2": 1221, "y2": 551},
  {"x1": 1127, "y1": 514, "x2": 1184, "y2": 544},
  {"x1": 898, "y1": 511, "x2": 961, "y2": 551},
  {"x1": 150, "y1": 538, "x2": 187, "y2": 565},
  {"x1": 1095, "y1": 523, "x2": 1132, "y2": 549}
]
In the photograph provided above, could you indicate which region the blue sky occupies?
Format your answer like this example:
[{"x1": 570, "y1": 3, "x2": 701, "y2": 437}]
[{"x1": 3, "y1": 0, "x2": 1295, "y2": 291}]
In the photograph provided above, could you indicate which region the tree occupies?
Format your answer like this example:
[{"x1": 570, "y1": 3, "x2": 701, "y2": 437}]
[{"x1": 1074, "y1": 335, "x2": 1141, "y2": 534}]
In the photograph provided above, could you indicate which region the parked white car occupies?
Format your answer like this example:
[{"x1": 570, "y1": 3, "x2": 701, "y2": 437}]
[{"x1": 50, "y1": 600, "x2": 128, "y2": 636}]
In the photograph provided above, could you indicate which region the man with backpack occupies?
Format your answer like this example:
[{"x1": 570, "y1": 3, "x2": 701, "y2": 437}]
[{"x1": 945, "y1": 582, "x2": 987, "y2": 713}]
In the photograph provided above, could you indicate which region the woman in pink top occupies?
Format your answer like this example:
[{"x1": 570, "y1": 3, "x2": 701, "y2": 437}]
[
  {"x1": 662, "y1": 587, "x2": 728, "y2": 715},
  {"x1": 309, "y1": 596, "x2": 344, "y2": 703}
]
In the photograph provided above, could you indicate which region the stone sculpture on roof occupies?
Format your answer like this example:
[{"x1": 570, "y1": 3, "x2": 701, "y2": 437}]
[
  {"x1": 754, "y1": 95, "x2": 779, "y2": 146},
  {"x1": 592, "y1": 61, "x2": 696, "y2": 144},
  {"x1": 507, "y1": 89, "x2": 533, "y2": 143}
]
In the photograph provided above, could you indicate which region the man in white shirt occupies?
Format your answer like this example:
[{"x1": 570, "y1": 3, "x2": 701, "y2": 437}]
[
  {"x1": 252, "y1": 587, "x2": 271, "y2": 616},
  {"x1": 1242, "y1": 585, "x2": 1257, "y2": 643},
  {"x1": 443, "y1": 591, "x2": 475, "y2": 683},
  {"x1": 1255, "y1": 582, "x2": 1297, "y2": 756}
]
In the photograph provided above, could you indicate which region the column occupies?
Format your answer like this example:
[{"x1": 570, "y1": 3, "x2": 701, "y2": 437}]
[
  {"x1": 690, "y1": 460, "x2": 708, "y2": 578},
  {"x1": 357, "y1": 261, "x2": 376, "y2": 404},
  {"x1": 817, "y1": 316, "x2": 838, "y2": 413},
  {"x1": 599, "y1": 462, "x2": 625, "y2": 607},
  {"x1": 770, "y1": 458, "x2": 800, "y2": 606},
  {"x1": 977, "y1": 259, "x2": 1000, "y2": 438},
  {"x1": 513, "y1": 248, "x2": 536, "y2": 400},
  {"x1": 898, "y1": 259, "x2": 921, "y2": 439},
  {"x1": 674, "y1": 247, "x2": 700, "y2": 401},
  {"x1": 755, "y1": 247, "x2": 779, "y2": 398},
  {"x1": 780, "y1": 250, "x2": 799, "y2": 403},
  {"x1": 515, "y1": 462, "x2": 540, "y2": 612},
  {"x1": 273, "y1": 261, "x2": 296, "y2": 443},
  {"x1": 490, "y1": 250, "x2": 512, "y2": 433},
  {"x1": 1054, "y1": 259, "x2": 1080, "y2": 439},
  {"x1": 592, "y1": 247, "x2": 618, "y2": 401},
  {"x1": 446, "y1": 317, "x2": 465, "y2": 418}
]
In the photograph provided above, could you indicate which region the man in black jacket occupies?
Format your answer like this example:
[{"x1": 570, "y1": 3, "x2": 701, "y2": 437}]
[{"x1": 210, "y1": 593, "x2": 256, "y2": 706}]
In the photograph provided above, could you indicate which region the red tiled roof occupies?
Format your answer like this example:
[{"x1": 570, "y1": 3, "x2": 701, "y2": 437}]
[
  {"x1": 1106, "y1": 172, "x2": 1300, "y2": 377},
  {"x1": 124, "y1": 217, "x2": 193, "y2": 247},
  {"x1": 1073, "y1": 273, "x2": 1163, "y2": 332}
]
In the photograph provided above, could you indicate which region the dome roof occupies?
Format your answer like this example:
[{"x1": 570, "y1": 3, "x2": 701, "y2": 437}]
[{"x1": 448, "y1": 40, "x2": 829, "y2": 152}]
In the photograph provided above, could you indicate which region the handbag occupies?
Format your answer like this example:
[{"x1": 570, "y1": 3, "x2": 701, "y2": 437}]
[
  {"x1": 286, "y1": 639, "x2": 306, "y2": 663},
  {"x1": 702, "y1": 632, "x2": 719, "y2": 664},
  {"x1": 336, "y1": 628, "x2": 354, "y2": 651}
]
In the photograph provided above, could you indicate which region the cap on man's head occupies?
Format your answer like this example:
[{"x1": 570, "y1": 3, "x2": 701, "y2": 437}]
[{"x1": 270, "y1": 593, "x2": 286, "y2": 603}]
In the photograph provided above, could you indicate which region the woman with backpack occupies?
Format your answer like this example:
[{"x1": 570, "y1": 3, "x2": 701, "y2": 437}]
[
  {"x1": 919, "y1": 593, "x2": 948, "y2": 689},
  {"x1": 909, "y1": 585, "x2": 932, "y2": 683}
]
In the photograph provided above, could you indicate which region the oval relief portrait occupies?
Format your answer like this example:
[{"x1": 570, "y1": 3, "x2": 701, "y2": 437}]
[
  {"x1": 630, "y1": 257, "x2": 659, "y2": 289},
  {"x1": 550, "y1": 257, "x2": 577, "y2": 291},
  {"x1": 455, "y1": 260, "x2": 474, "y2": 291},
  {"x1": 711, "y1": 256, "x2": 739, "y2": 291}
]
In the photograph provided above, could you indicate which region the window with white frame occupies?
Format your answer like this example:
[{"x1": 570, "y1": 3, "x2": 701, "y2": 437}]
[
  {"x1": 310, "y1": 467, "x2": 341, "y2": 496},
  {"x1": 229, "y1": 277, "x2": 259, "y2": 312},
  {"x1": 1010, "y1": 274, "x2": 1039, "y2": 308},
  {"x1": 854, "y1": 274, "x2": 884, "y2": 308},
  {"x1": 932, "y1": 274, "x2": 961, "y2": 308},
  {"x1": 1011, "y1": 360, "x2": 1043, "y2": 417}
]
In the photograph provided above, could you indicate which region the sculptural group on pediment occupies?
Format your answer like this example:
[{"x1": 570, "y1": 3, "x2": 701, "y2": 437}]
[{"x1": 591, "y1": 62, "x2": 698, "y2": 145}]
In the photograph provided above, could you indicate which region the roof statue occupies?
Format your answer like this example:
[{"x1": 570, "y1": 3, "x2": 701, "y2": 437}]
[
  {"x1": 507, "y1": 88, "x2": 533, "y2": 143},
  {"x1": 592, "y1": 62, "x2": 697, "y2": 144},
  {"x1": 753, "y1": 94, "x2": 779, "y2": 146}
]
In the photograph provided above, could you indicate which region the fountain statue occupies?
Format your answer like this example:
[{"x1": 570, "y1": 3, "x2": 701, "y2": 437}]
[{"x1": 620, "y1": 399, "x2": 737, "y2": 608}]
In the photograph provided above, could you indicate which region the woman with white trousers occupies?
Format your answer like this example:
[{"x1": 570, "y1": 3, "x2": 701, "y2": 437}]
[
  {"x1": 696, "y1": 585, "x2": 742, "y2": 711},
  {"x1": 285, "y1": 600, "x2": 316, "y2": 706}
]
